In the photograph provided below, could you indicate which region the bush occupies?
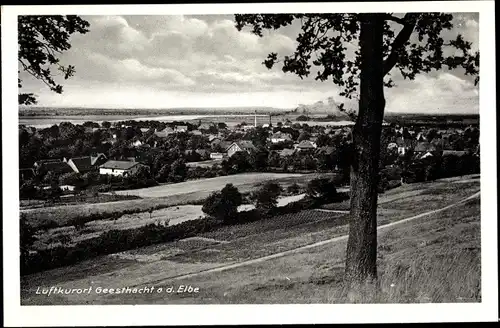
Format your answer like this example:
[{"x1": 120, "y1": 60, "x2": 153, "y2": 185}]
[
  {"x1": 287, "y1": 183, "x2": 301, "y2": 195},
  {"x1": 251, "y1": 182, "x2": 282, "y2": 213},
  {"x1": 21, "y1": 215, "x2": 224, "y2": 275},
  {"x1": 202, "y1": 183, "x2": 243, "y2": 222},
  {"x1": 377, "y1": 172, "x2": 389, "y2": 193},
  {"x1": 386, "y1": 180, "x2": 402, "y2": 190},
  {"x1": 306, "y1": 177, "x2": 338, "y2": 203},
  {"x1": 20, "y1": 214, "x2": 36, "y2": 259}
]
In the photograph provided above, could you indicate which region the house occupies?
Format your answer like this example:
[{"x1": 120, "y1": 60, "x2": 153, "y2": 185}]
[
  {"x1": 226, "y1": 141, "x2": 257, "y2": 157},
  {"x1": 242, "y1": 125, "x2": 255, "y2": 131},
  {"x1": 416, "y1": 132, "x2": 427, "y2": 142},
  {"x1": 99, "y1": 160, "x2": 141, "y2": 176},
  {"x1": 270, "y1": 132, "x2": 292, "y2": 144},
  {"x1": 210, "y1": 152, "x2": 226, "y2": 160},
  {"x1": 34, "y1": 159, "x2": 60, "y2": 168},
  {"x1": 219, "y1": 141, "x2": 232, "y2": 151},
  {"x1": 442, "y1": 150, "x2": 468, "y2": 157},
  {"x1": 278, "y1": 148, "x2": 296, "y2": 157},
  {"x1": 414, "y1": 141, "x2": 437, "y2": 153},
  {"x1": 60, "y1": 185, "x2": 75, "y2": 192},
  {"x1": 131, "y1": 140, "x2": 143, "y2": 147},
  {"x1": 414, "y1": 141, "x2": 438, "y2": 159},
  {"x1": 387, "y1": 142, "x2": 398, "y2": 151},
  {"x1": 195, "y1": 149, "x2": 210, "y2": 159},
  {"x1": 198, "y1": 123, "x2": 213, "y2": 131},
  {"x1": 34, "y1": 159, "x2": 74, "y2": 175},
  {"x1": 395, "y1": 137, "x2": 413, "y2": 155},
  {"x1": 191, "y1": 130, "x2": 203, "y2": 136},
  {"x1": 295, "y1": 140, "x2": 317, "y2": 151},
  {"x1": 209, "y1": 135, "x2": 221, "y2": 142},
  {"x1": 175, "y1": 125, "x2": 188, "y2": 133},
  {"x1": 430, "y1": 138, "x2": 448, "y2": 152},
  {"x1": 154, "y1": 127, "x2": 174, "y2": 138},
  {"x1": 210, "y1": 137, "x2": 222, "y2": 147},
  {"x1": 64, "y1": 153, "x2": 108, "y2": 174},
  {"x1": 140, "y1": 128, "x2": 150, "y2": 133}
]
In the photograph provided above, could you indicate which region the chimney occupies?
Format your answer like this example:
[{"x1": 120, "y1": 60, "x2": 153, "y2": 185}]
[{"x1": 254, "y1": 110, "x2": 257, "y2": 128}]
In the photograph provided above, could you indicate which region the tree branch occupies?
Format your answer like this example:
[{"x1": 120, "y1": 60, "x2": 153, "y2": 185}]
[
  {"x1": 18, "y1": 59, "x2": 57, "y2": 90},
  {"x1": 382, "y1": 13, "x2": 419, "y2": 76}
]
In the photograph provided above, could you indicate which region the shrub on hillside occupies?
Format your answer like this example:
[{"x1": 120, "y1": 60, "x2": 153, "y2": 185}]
[
  {"x1": 20, "y1": 214, "x2": 36, "y2": 259},
  {"x1": 306, "y1": 177, "x2": 338, "y2": 203},
  {"x1": 386, "y1": 179, "x2": 402, "y2": 190},
  {"x1": 202, "y1": 183, "x2": 243, "y2": 222},
  {"x1": 287, "y1": 183, "x2": 301, "y2": 195},
  {"x1": 251, "y1": 182, "x2": 282, "y2": 213}
]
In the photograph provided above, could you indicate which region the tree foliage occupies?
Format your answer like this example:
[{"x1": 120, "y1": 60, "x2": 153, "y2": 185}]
[
  {"x1": 202, "y1": 184, "x2": 243, "y2": 222},
  {"x1": 306, "y1": 177, "x2": 338, "y2": 202},
  {"x1": 18, "y1": 15, "x2": 90, "y2": 105},
  {"x1": 251, "y1": 181, "x2": 282, "y2": 213},
  {"x1": 20, "y1": 214, "x2": 37, "y2": 259},
  {"x1": 235, "y1": 13, "x2": 479, "y2": 104}
]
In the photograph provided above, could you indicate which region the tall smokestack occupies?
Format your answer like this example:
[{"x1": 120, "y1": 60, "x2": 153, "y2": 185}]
[
  {"x1": 269, "y1": 114, "x2": 272, "y2": 127},
  {"x1": 255, "y1": 110, "x2": 257, "y2": 127}
]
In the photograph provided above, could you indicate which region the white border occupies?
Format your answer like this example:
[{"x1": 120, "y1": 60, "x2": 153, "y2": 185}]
[{"x1": 2, "y1": 1, "x2": 497, "y2": 326}]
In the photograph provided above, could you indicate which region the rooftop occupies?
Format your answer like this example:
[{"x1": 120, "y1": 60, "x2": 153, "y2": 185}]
[{"x1": 100, "y1": 160, "x2": 139, "y2": 170}]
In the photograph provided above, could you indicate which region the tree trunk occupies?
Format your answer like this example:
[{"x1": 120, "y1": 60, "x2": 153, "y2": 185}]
[{"x1": 344, "y1": 14, "x2": 386, "y2": 302}]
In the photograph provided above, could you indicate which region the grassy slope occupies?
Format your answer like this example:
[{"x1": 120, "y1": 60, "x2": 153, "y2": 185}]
[{"x1": 21, "y1": 176, "x2": 480, "y2": 305}]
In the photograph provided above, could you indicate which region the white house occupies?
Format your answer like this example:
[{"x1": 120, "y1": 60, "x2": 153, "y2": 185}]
[
  {"x1": 191, "y1": 130, "x2": 203, "y2": 136},
  {"x1": 154, "y1": 127, "x2": 174, "y2": 138},
  {"x1": 270, "y1": 132, "x2": 292, "y2": 144},
  {"x1": 226, "y1": 141, "x2": 257, "y2": 157},
  {"x1": 60, "y1": 185, "x2": 75, "y2": 192},
  {"x1": 131, "y1": 140, "x2": 143, "y2": 147},
  {"x1": 210, "y1": 152, "x2": 226, "y2": 160},
  {"x1": 175, "y1": 125, "x2": 188, "y2": 133},
  {"x1": 295, "y1": 140, "x2": 317, "y2": 151},
  {"x1": 99, "y1": 160, "x2": 141, "y2": 177}
]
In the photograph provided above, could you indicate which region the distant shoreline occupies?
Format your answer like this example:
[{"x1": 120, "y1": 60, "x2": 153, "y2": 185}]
[{"x1": 18, "y1": 106, "x2": 297, "y2": 117}]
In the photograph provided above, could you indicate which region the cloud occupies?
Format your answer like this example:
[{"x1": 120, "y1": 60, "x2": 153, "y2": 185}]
[
  {"x1": 386, "y1": 72, "x2": 478, "y2": 114},
  {"x1": 20, "y1": 14, "x2": 478, "y2": 112}
]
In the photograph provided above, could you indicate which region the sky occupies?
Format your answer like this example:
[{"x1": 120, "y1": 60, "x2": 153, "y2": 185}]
[{"x1": 19, "y1": 13, "x2": 480, "y2": 113}]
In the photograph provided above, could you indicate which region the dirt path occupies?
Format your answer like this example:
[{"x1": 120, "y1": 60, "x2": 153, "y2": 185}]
[{"x1": 129, "y1": 190, "x2": 480, "y2": 287}]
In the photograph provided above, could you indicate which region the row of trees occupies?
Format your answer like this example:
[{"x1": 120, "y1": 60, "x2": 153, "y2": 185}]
[
  {"x1": 402, "y1": 153, "x2": 480, "y2": 183},
  {"x1": 202, "y1": 178, "x2": 343, "y2": 223}
]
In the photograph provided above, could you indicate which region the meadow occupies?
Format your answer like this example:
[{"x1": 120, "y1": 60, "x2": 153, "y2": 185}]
[
  {"x1": 21, "y1": 172, "x2": 321, "y2": 230},
  {"x1": 20, "y1": 174, "x2": 480, "y2": 305}
]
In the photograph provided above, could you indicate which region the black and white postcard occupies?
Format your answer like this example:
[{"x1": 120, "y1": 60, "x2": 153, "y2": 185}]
[{"x1": 2, "y1": 1, "x2": 498, "y2": 325}]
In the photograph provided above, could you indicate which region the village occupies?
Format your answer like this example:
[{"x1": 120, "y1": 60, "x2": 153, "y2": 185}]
[{"x1": 18, "y1": 112, "x2": 480, "y2": 203}]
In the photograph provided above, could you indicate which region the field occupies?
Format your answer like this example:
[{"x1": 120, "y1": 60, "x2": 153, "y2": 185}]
[
  {"x1": 20, "y1": 193, "x2": 140, "y2": 210},
  {"x1": 31, "y1": 194, "x2": 305, "y2": 251},
  {"x1": 22, "y1": 172, "x2": 321, "y2": 230},
  {"x1": 20, "y1": 174, "x2": 480, "y2": 305},
  {"x1": 113, "y1": 173, "x2": 303, "y2": 198}
]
